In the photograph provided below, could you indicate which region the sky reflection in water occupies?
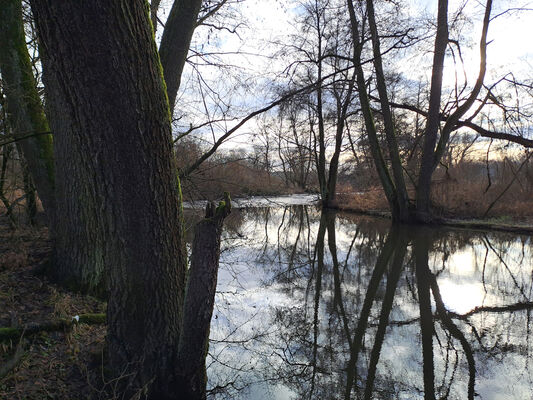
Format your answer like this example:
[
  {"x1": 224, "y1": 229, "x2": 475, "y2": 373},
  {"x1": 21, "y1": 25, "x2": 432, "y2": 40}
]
[{"x1": 187, "y1": 198, "x2": 533, "y2": 399}]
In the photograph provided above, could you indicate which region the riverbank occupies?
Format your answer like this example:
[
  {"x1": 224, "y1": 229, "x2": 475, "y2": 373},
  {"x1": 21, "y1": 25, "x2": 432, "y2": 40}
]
[
  {"x1": 186, "y1": 190, "x2": 533, "y2": 235},
  {"x1": 336, "y1": 189, "x2": 533, "y2": 235},
  {"x1": 338, "y1": 204, "x2": 533, "y2": 235}
]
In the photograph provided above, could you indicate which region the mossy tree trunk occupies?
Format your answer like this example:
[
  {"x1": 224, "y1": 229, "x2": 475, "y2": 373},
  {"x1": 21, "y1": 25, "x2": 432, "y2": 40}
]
[
  {"x1": 0, "y1": 0, "x2": 55, "y2": 222},
  {"x1": 30, "y1": 0, "x2": 187, "y2": 396},
  {"x1": 0, "y1": 143, "x2": 16, "y2": 227},
  {"x1": 30, "y1": 1, "x2": 229, "y2": 398},
  {"x1": 0, "y1": 0, "x2": 206, "y2": 294},
  {"x1": 1, "y1": 0, "x2": 112, "y2": 295}
]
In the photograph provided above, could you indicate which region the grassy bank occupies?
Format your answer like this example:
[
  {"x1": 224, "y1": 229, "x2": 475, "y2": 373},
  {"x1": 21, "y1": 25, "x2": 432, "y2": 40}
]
[{"x1": 336, "y1": 186, "x2": 533, "y2": 234}]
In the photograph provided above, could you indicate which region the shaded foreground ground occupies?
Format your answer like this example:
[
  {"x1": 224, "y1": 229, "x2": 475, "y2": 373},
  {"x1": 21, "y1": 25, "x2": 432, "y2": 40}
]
[{"x1": 0, "y1": 216, "x2": 107, "y2": 399}]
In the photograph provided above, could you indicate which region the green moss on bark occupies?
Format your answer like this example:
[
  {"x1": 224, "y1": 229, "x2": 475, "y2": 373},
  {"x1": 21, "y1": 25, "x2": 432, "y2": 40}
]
[
  {"x1": 0, "y1": 0, "x2": 55, "y2": 213},
  {"x1": 0, "y1": 313, "x2": 106, "y2": 342}
]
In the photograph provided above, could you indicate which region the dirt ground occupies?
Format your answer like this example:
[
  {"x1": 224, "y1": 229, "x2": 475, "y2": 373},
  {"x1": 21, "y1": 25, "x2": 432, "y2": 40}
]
[{"x1": 0, "y1": 215, "x2": 108, "y2": 400}]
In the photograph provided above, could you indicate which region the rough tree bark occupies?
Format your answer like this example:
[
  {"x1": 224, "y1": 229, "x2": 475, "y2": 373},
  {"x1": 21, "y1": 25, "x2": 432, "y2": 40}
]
[
  {"x1": 29, "y1": 0, "x2": 187, "y2": 396},
  {"x1": 1, "y1": 0, "x2": 206, "y2": 294},
  {"x1": 0, "y1": 0, "x2": 55, "y2": 221},
  {"x1": 30, "y1": 1, "x2": 231, "y2": 397}
]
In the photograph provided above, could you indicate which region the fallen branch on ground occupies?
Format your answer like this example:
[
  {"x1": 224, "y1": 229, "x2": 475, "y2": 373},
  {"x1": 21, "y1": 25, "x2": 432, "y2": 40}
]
[{"x1": 0, "y1": 313, "x2": 106, "y2": 342}]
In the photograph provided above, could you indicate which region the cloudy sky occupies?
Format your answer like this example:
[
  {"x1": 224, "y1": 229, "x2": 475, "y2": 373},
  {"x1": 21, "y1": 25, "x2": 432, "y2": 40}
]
[{"x1": 157, "y1": 0, "x2": 533, "y2": 151}]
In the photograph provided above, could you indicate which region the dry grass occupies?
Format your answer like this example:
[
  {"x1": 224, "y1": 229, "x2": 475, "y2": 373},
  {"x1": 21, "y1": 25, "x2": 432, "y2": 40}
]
[
  {"x1": 337, "y1": 160, "x2": 533, "y2": 224},
  {"x1": 0, "y1": 250, "x2": 28, "y2": 271},
  {"x1": 175, "y1": 138, "x2": 301, "y2": 201},
  {"x1": 337, "y1": 185, "x2": 389, "y2": 212},
  {"x1": 181, "y1": 158, "x2": 293, "y2": 201},
  {"x1": 430, "y1": 161, "x2": 533, "y2": 220},
  {"x1": 0, "y1": 216, "x2": 108, "y2": 399}
]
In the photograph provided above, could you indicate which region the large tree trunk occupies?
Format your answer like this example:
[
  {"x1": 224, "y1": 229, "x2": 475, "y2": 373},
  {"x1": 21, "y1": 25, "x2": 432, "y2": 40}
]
[
  {"x1": 364, "y1": 0, "x2": 412, "y2": 222},
  {"x1": 30, "y1": 1, "x2": 188, "y2": 396},
  {"x1": 418, "y1": 0, "x2": 492, "y2": 222},
  {"x1": 415, "y1": 0, "x2": 449, "y2": 222},
  {"x1": 325, "y1": 72, "x2": 355, "y2": 209},
  {"x1": 159, "y1": 0, "x2": 203, "y2": 110},
  {"x1": 347, "y1": 0, "x2": 400, "y2": 221},
  {"x1": 0, "y1": 0, "x2": 55, "y2": 221}
]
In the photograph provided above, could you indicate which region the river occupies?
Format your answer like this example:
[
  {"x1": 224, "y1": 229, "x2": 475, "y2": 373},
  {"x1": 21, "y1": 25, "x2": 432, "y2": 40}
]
[{"x1": 185, "y1": 195, "x2": 533, "y2": 399}]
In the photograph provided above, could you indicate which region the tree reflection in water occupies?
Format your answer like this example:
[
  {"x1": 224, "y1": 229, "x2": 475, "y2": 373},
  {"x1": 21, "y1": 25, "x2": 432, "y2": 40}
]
[{"x1": 197, "y1": 205, "x2": 533, "y2": 399}]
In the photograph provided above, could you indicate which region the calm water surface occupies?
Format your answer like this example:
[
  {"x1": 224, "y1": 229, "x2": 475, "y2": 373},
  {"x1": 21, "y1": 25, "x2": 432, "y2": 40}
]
[{"x1": 186, "y1": 196, "x2": 533, "y2": 399}]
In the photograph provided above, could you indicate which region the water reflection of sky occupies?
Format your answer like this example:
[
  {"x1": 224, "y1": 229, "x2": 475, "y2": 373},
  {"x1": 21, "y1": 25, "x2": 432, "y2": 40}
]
[{"x1": 198, "y1": 199, "x2": 533, "y2": 399}]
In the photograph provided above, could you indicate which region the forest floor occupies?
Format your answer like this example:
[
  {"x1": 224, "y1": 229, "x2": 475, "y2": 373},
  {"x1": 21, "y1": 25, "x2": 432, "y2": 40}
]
[{"x1": 0, "y1": 216, "x2": 107, "y2": 400}]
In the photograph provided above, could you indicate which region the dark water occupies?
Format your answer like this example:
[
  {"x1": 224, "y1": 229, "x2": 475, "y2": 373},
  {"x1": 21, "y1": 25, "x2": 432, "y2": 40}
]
[{"x1": 188, "y1": 198, "x2": 533, "y2": 399}]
